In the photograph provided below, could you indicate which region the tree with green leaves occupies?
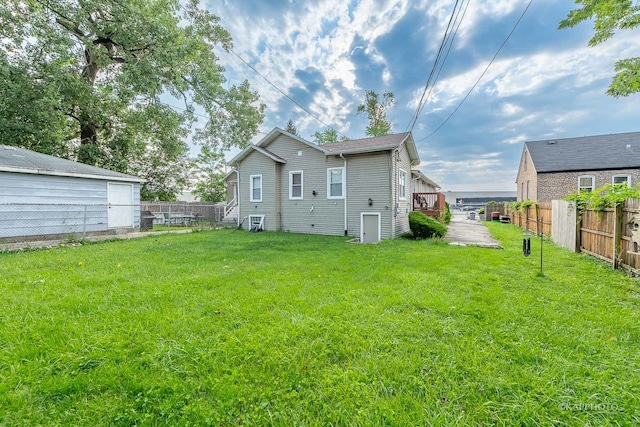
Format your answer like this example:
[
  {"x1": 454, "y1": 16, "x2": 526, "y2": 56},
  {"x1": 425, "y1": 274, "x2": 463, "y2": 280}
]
[
  {"x1": 0, "y1": 0, "x2": 265, "y2": 199},
  {"x1": 284, "y1": 119, "x2": 299, "y2": 136},
  {"x1": 191, "y1": 146, "x2": 226, "y2": 202},
  {"x1": 357, "y1": 90, "x2": 395, "y2": 136},
  {"x1": 559, "y1": 0, "x2": 640, "y2": 97},
  {"x1": 312, "y1": 127, "x2": 348, "y2": 144}
]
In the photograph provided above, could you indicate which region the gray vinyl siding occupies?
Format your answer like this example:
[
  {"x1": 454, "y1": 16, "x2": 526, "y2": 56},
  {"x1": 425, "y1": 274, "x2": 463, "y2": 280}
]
[
  {"x1": 392, "y1": 143, "x2": 413, "y2": 237},
  {"x1": 238, "y1": 150, "x2": 277, "y2": 231},
  {"x1": 345, "y1": 152, "x2": 393, "y2": 239},
  {"x1": 0, "y1": 172, "x2": 141, "y2": 238},
  {"x1": 267, "y1": 135, "x2": 345, "y2": 236}
]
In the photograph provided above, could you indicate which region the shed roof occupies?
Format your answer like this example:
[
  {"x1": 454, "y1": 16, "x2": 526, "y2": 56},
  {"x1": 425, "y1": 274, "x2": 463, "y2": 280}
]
[
  {"x1": 526, "y1": 131, "x2": 640, "y2": 173},
  {"x1": 0, "y1": 145, "x2": 144, "y2": 182}
]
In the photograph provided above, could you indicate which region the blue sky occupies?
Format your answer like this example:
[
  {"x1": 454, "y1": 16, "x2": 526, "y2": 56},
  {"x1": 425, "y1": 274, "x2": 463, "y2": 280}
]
[{"x1": 203, "y1": 0, "x2": 639, "y2": 191}]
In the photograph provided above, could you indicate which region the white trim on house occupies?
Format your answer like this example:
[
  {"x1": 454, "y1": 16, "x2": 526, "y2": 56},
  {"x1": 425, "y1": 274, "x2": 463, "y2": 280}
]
[
  {"x1": 250, "y1": 174, "x2": 263, "y2": 202},
  {"x1": 327, "y1": 167, "x2": 345, "y2": 199},
  {"x1": 360, "y1": 212, "x2": 381, "y2": 243},
  {"x1": 0, "y1": 166, "x2": 145, "y2": 183},
  {"x1": 289, "y1": 170, "x2": 303, "y2": 200},
  {"x1": 612, "y1": 174, "x2": 631, "y2": 186},
  {"x1": 578, "y1": 175, "x2": 595, "y2": 192},
  {"x1": 249, "y1": 214, "x2": 265, "y2": 231},
  {"x1": 399, "y1": 168, "x2": 407, "y2": 200}
]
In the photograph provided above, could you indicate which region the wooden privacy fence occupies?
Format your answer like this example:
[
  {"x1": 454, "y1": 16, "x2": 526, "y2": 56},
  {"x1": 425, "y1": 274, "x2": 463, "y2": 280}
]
[
  {"x1": 504, "y1": 203, "x2": 552, "y2": 236},
  {"x1": 500, "y1": 199, "x2": 640, "y2": 275}
]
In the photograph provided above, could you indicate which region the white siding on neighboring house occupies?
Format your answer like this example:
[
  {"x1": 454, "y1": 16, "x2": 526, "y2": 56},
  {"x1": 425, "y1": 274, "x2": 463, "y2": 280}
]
[{"x1": 0, "y1": 172, "x2": 141, "y2": 238}]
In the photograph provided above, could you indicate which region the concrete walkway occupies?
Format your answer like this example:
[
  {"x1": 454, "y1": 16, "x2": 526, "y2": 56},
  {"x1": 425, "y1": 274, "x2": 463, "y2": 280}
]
[
  {"x1": 0, "y1": 229, "x2": 192, "y2": 252},
  {"x1": 444, "y1": 213, "x2": 503, "y2": 249}
]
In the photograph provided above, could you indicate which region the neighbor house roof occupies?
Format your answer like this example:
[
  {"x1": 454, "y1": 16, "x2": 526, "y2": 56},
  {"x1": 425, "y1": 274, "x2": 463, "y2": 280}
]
[
  {"x1": 411, "y1": 169, "x2": 441, "y2": 190},
  {"x1": 526, "y1": 131, "x2": 640, "y2": 173},
  {"x1": 0, "y1": 145, "x2": 145, "y2": 182},
  {"x1": 320, "y1": 132, "x2": 420, "y2": 165}
]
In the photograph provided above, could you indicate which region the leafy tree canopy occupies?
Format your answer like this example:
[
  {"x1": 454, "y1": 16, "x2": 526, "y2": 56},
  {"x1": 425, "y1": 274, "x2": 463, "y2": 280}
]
[
  {"x1": 559, "y1": 0, "x2": 640, "y2": 97},
  {"x1": 0, "y1": 0, "x2": 265, "y2": 199},
  {"x1": 357, "y1": 90, "x2": 394, "y2": 136},
  {"x1": 312, "y1": 127, "x2": 348, "y2": 144},
  {"x1": 191, "y1": 146, "x2": 226, "y2": 203}
]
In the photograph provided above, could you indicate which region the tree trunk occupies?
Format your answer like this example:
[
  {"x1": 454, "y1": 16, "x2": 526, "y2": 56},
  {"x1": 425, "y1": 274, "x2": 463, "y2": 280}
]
[{"x1": 77, "y1": 47, "x2": 101, "y2": 165}]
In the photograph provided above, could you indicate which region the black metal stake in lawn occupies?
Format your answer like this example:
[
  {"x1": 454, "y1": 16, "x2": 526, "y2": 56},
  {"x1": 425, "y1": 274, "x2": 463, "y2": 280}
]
[{"x1": 522, "y1": 214, "x2": 543, "y2": 276}]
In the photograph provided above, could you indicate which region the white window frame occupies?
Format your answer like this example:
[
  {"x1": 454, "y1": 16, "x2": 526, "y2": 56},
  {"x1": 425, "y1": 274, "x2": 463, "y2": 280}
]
[
  {"x1": 250, "y1": 174, "x2": 262, "y2": 202},
  {"x1": 578, "y1": 175, "x2": 595, "y2": 193},
  {"x1": 249, "y1": 214, "x2": 265, "y2": 231},
  {"x1": 526, "y1": 180, "x2": 530, "y2": 200},
  {"x1": 289, "y1": 170, "x2": 303, "y2": 200},
  {"x1": 612, "y1": 174, "x2": 631, "y2": 186},
  {"x1": 327, "y1": 167, "x2": 345, "y2": 199},
  {"x1": 399, "y1": 169, "x2": 407, "y2": 200}
]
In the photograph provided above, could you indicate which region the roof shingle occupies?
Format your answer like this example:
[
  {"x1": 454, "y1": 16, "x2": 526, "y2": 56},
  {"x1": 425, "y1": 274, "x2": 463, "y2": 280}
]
[
  {"x1": 0, "y1": 145, "x2": 144, "y2": 181},
  {"x1": 526, "y1": 132, "x2": 640, "y2": 173}
]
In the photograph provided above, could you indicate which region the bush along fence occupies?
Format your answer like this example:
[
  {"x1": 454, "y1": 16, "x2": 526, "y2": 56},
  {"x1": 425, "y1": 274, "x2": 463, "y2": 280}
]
[{"x1": 485, "y1": 199, "x2": 640, "y2": 274}]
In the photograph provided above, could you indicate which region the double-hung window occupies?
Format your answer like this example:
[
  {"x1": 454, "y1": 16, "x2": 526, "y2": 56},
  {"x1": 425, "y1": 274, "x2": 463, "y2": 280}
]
[
  {"x1": 250, "y1": 174, "x2": 262, "y2": 202},
  {"x1": 399, "y1": 169, "x2": 407, "y2": 200},
  {"x1": 289, "y1": 170, "x2": 303, "y2": 200},
  {"x1": 327, "y1": 167, "x2": 344, "y2": 199},
  {"x1": 578, "y1": 175, "x2": 595, "y2": 193},
  {"x1": 612, "y1": 175, "x2": 631, "y2": 186}
]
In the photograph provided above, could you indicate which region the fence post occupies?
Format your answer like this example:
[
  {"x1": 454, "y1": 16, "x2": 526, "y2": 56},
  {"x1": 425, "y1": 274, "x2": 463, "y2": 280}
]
[
  {"x1": 575, "y1": 203, "x2": 582, "y2": 253},
  {"x1": 83, "y1": 205, "x2": 87, "y2": 239},
  {"x1": 613, "y1": 204, "x2": 623, "y2": 269}
]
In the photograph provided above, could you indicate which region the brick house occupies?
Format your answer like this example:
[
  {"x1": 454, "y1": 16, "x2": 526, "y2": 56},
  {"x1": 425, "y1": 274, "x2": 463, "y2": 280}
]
[{"x1": 516, "y1": 131, "x2": 640, "y2": 202}]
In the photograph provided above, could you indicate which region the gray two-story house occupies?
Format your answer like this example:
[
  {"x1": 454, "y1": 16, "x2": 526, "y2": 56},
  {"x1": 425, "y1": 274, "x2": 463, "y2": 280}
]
[{"x1": 224, "y1": 128, "x2": 441, "y2": 242}]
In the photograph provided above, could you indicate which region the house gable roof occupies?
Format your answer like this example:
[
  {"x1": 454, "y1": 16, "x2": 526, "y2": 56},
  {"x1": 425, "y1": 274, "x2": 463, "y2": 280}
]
[
  {"x1": 526, "y1": 131, "x2": 640, "y2": 173},
  {"x1": 411, "y1": 169, "x2": 440, "y2": 190},
  {"x1": 257, "y1": 127, "x2": 328, "y2": 153},
  {"x1": 228, "y1": 143, "x2": 287, "y2": 165},
  {"x1": 320, "y1": 132, "x2": 420, "y2": 165},
  {"x1": 0, "y1": 145, "x2": 144, "y2": 182}
]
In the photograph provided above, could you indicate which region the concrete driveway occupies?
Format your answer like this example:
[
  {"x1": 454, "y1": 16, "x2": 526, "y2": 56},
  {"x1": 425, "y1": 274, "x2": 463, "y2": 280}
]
[{"x1": 444, "y1": 212, "x2": 503, "y2": 249}]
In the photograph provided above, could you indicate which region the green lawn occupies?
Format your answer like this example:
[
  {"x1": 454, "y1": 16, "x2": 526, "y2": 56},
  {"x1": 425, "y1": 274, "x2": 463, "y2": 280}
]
[{"x1": 1, "y1": 224, "x2": 638, "y2": 426}]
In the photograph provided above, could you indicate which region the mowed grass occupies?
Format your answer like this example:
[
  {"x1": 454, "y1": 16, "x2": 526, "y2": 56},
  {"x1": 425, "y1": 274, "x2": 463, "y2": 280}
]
[{"x1": 0, "y1": 224, "x2": 639, "y2": 426}]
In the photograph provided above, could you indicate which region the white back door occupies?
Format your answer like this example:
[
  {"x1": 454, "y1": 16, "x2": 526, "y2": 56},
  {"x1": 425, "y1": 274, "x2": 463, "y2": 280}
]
[{"x1": 108, "y1": 183, "x2": 133, "y2": 228}]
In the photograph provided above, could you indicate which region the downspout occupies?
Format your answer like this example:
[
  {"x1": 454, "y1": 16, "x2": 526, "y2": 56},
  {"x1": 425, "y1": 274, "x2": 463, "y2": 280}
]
[
  {"x1": 340, "y1": 153, "x2": 347, "y2": 236},
  {"x1": 236, "y1": 164, "x2": 241, "y2": 228}
]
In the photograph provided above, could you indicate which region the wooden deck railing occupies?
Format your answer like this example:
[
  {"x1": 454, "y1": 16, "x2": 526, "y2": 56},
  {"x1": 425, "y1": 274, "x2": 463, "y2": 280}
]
[{"x1": 413, "y1": 192, "x2": 445, "y2": 217}]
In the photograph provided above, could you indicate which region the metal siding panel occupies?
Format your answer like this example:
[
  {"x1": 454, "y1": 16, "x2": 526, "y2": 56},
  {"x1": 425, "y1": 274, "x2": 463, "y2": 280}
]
[
  {"x1": 238, "y1": 150, "x2": 277, "y2": 231},
  {"x1": 267, "y1": 135, "x2": 345, "y2": 236},
  {"x1": 0, "y1": 172, "x2": 112, "y2": 237},
  {"x1": 346, "y1": 152, "x2": 393, "y2": 239}
]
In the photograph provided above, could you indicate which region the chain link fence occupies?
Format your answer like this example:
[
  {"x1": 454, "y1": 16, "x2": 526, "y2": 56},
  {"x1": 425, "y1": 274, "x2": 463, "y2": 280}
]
[{"x1": 0, "y1": 202, "x2": 225, "y2": 243}]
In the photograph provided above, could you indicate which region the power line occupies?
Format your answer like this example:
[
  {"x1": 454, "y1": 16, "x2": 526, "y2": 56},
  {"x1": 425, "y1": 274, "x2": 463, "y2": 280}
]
[
  {"x1": 406, "y1": 0, "x2": 463, "y2": 132},
  {"x1": 227, "y1": 48, "x2": 350, "y2": 140},
  {"x1": 416, "y1": 0, "x2": 534, "y2": 143},
  {"x1": 415, "y1": 0, "x2": 472, "y2": 122}
]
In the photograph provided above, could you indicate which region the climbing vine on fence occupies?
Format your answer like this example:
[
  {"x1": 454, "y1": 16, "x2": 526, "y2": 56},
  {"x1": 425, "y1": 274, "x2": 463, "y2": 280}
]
[{"x1": 564, "y1": 183, "x2": 640, "y2": 215}]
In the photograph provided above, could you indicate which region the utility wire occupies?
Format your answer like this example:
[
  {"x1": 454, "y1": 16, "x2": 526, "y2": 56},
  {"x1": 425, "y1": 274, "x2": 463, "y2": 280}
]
[
  {"x1": 416, "y1": 0, "x2": 534, "y2": 143},
  {"x1": 415, "y1": 0, "x2": 472, "y2": 122},
  {"x1": 406, "y1": 0, "x2": 462, "y2": 132},
  {"x1": 228, "y1": 48, "x2": 350, "y2": 140}
]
